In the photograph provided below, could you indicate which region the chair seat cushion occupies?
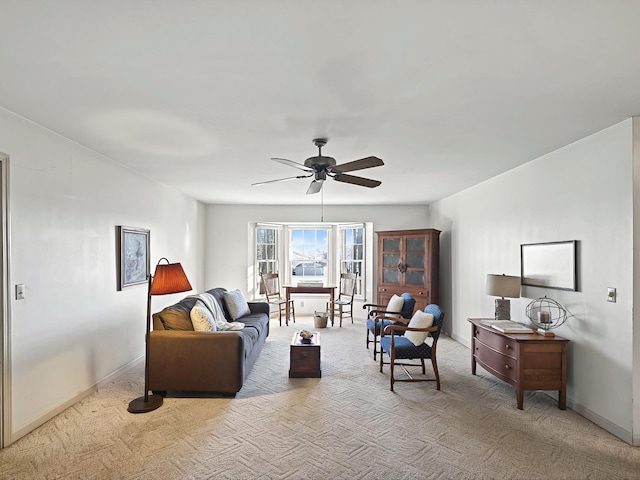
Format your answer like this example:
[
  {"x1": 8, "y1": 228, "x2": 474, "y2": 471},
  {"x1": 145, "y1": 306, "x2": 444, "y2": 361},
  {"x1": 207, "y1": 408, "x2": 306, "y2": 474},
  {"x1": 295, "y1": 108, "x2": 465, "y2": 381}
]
[
  {"x1": 380, "y1": 336, "x2": 433, "y2": 359},
  {"x1": 366, "y1": 318, "x2": 405, "y2": 335}
]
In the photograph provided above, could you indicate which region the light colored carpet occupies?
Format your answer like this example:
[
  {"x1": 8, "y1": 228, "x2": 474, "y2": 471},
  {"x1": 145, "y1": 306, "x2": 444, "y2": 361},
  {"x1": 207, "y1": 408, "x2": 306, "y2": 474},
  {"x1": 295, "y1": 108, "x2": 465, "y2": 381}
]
[{"x1": 1, "y1": 316, "x2": 639, "y2": 480}]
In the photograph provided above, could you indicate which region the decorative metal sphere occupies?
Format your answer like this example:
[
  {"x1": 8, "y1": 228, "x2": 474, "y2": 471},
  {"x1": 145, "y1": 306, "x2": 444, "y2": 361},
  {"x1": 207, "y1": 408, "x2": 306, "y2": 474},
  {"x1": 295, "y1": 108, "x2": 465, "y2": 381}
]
[{"x1": 525, "y1": 296, "x2": 567, "y2": 331}]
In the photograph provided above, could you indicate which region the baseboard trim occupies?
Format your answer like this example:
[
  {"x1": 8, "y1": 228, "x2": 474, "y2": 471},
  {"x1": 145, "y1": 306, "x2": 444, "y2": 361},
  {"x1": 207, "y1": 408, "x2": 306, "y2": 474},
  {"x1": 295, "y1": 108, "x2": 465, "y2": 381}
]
[
  {"x1": 565, "y1": 397, "x2": 634, "y2": 445},
  {"x1": 11, "y1": 356, "x2": 143, "y2": 444}
]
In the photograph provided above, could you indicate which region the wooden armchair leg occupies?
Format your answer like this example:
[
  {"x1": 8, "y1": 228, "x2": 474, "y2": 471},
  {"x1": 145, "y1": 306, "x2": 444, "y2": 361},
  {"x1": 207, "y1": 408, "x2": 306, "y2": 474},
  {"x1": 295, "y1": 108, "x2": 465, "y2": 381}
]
[
  {"x1": 431, "y1": 356, "x2": 441, "y2": 390},
  {"x1": 389, "y1": 351, "x2": 395, "y2": 392}
]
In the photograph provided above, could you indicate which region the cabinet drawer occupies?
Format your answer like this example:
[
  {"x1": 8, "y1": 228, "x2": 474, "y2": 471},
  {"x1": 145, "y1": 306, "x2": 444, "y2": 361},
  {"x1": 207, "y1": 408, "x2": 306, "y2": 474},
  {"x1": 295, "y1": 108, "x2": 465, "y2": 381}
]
[
  {"x1": 474, "y1": 341, "x2": 517, "y2": 382},
  {"x1": 474, "y1": 326, "x2": 517, "y2": 357}
]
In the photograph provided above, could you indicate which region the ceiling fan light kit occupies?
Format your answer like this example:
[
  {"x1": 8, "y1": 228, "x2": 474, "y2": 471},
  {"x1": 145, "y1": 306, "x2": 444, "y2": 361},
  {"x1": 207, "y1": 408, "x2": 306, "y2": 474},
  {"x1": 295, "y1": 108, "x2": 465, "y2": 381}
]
[{"x1": 252, "y1": 138, "x2": 384, "y2": 194}]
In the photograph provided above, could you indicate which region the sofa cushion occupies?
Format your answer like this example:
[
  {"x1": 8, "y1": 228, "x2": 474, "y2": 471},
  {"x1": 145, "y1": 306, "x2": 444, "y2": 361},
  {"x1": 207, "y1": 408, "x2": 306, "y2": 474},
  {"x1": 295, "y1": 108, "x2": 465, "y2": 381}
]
[
  {"x1": 157, "y1": 307, "x2": 194, "y2": 331},
  {"x1": 190, "y1": 300, "x2": 215, "y2": 331},
  {"x1": 224, "y1": 289, "x2": 251, "y2": 320}
]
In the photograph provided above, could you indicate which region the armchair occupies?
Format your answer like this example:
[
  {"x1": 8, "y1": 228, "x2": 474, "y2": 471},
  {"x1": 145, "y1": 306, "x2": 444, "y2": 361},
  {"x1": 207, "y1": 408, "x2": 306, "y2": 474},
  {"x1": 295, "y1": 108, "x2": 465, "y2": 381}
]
[
  {"x1": 364, "y1": 292, "x2": 416, "y2": 360},
  {"x1": 379, "y1": 304, "x2": 444, "y2": 391}
]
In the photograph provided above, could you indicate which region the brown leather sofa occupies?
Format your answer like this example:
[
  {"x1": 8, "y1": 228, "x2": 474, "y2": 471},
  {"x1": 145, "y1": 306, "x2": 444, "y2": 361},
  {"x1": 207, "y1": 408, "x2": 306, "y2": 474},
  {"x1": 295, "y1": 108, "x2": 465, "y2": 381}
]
[{"x1": 148, "y1": 287, "x2": 270, "y2": 397}]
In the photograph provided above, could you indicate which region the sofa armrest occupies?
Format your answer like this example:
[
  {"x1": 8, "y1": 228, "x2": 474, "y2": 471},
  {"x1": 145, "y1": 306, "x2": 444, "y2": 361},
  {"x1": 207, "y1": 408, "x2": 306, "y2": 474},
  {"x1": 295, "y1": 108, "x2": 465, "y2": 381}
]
[
  {"x1": 148, "y1": 330, "x2": 244, "y2": 394},
  {"x1": 248, "y1": 301, "x2": 270, "y2": 316}
]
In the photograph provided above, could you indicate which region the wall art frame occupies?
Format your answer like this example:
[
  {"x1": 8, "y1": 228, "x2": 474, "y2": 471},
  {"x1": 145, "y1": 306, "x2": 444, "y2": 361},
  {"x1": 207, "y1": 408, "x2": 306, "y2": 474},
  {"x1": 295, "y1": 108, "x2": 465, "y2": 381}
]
[
  {"x1": 116, "y1": 226, "x2": 150, "y2": 290},
  {"x1": 520, "y1": 240, "x2": 577, "y2": 291}
]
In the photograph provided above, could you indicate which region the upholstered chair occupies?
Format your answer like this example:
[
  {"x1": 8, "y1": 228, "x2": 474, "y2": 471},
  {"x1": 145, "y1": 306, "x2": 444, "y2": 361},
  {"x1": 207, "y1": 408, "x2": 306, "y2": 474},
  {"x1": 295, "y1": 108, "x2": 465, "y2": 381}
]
[
  {"x1": 379, "y1": 304, "x2": 444, "y2": 391},
  {"x1": 364, "y1": 292, "x2": 416, "y2": 360}
]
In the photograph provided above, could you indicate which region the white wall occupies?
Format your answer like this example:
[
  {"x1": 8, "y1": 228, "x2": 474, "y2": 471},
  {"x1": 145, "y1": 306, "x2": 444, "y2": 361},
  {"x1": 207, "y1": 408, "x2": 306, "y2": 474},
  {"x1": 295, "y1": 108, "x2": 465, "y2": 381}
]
[
  {"x1": 0, "y1": 107, "x2": 205, "y2": 442},
  {"x1": 204, "y1": 204, "x2": 430, "y2": 313},
  {"x1": 429, "y1": 119, "x2": 635, "y2": 443}
]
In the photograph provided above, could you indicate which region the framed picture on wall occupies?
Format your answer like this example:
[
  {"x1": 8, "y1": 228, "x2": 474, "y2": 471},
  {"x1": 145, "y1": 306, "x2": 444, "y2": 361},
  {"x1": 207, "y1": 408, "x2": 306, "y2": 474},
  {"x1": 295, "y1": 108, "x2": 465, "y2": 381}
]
[
  {"x1": 116, "y1": 226, "x2": 150, "y2": 290},
  {"x1": 520, "y1": 240, "x2": 577, "y2": 291}
]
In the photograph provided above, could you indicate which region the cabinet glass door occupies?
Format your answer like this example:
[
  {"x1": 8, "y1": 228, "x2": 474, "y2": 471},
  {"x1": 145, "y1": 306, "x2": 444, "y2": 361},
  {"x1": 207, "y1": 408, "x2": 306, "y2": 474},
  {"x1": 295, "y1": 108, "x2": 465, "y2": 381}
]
[
  {"x1": 381, "y1": 237, "x2": 401, "y2": 284},
  {"x1": 404, "y1": 236, "x2": 425, "y2": 285}
]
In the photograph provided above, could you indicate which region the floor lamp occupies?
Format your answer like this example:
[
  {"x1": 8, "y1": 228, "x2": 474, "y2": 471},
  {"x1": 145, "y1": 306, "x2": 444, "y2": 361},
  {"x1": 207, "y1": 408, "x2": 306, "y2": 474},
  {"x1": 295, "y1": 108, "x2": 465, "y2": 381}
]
[{"x1": 127, "y1": 257, "x2": 192, "y2": 413}]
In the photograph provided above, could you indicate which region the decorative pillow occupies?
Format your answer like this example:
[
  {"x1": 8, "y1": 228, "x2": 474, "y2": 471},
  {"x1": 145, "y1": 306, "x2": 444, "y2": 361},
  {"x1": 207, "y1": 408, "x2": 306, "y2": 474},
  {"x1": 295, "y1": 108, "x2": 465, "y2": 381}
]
[
  {"x1": 223, "y1": 289, "x2": 251, "y2": 320},
  {"x1": 190, "y1": 300, "x2": 215, "y2": 332},
  {"x1": 385, "y1": 294, "x2": 405, "y2": 318},
  {"x1": 157, "y1": 307, "x2": 194, "y2": 331},
  {"x1": 404, "y1": 310, "x2": 434, "y2": 346}
]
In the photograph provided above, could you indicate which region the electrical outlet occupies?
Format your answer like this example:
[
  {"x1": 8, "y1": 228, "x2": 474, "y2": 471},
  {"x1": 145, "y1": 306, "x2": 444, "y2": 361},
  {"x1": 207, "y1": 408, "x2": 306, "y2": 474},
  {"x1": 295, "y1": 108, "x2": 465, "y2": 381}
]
[
  {"x1": 607, "y1": 287, "x2": 616, "y2": 303},
  {"x1": 300, "y1": 301, "x2": 305, "y2": 307}
]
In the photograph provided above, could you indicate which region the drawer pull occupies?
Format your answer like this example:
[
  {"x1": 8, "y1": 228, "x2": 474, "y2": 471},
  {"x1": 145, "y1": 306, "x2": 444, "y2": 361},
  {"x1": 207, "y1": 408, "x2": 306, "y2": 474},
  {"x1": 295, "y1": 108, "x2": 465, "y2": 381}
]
[
  {"x1": 505, "y1": 365, "x2": 510, "y2": 369},
  {"x1": 505, "y1": 344, "x2": 511, "y2": 349}
]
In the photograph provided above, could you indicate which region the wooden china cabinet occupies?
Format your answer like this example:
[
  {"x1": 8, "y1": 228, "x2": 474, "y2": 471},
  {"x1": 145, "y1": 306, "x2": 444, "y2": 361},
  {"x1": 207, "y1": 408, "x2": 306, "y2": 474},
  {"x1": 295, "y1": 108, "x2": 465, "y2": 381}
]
[{"x1": 375, "y1": 229, "x2": 440, "y2": 308}]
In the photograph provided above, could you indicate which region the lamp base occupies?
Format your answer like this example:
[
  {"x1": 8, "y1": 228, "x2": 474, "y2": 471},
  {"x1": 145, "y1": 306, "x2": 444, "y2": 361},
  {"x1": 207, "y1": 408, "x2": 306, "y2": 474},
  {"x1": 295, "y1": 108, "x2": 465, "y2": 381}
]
[
  {"x1": 536, "y1": 328, "x2": 555, "y2": 337},
  {"x1": 127, "y1": 394, "x2": 163, "y2": 413},
  {"x1": 494, "y1": 298, "x2": 511, "y2": 320}
]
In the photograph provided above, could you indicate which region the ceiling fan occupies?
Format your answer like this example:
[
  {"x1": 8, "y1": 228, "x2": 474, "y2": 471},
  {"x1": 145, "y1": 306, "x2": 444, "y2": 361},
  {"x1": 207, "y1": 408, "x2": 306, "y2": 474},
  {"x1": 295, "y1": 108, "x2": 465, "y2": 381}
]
[{"x1": 252, "y1": 138, "x2": 384, "y2": 194}]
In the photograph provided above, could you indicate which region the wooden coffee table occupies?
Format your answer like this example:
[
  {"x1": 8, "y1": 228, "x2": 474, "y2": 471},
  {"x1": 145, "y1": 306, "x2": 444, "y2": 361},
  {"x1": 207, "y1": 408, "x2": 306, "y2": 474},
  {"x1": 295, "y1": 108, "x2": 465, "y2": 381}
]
[{"x1": 289, "y1": 331, "x2": 321, "y2": 378}]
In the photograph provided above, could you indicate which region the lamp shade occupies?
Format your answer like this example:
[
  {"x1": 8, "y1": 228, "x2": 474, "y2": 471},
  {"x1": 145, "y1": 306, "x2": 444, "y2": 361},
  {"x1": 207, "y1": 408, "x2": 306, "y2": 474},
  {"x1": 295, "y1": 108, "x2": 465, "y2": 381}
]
[
  {"x1": 150, "y1": 260, "x2": 192, "y2": 295},
  {"x1": 486, "y1": 274, "x2": 521, "y2": 299}
]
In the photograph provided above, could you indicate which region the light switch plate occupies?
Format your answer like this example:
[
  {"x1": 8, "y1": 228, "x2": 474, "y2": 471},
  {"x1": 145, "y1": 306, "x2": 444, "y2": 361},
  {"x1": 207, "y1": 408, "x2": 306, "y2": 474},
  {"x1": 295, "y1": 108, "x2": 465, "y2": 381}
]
[
  {"x1": 15, "y1": 283, "x2": 25, "y2": 300},
  {"x1": 607, "y1": 287, "x2": 616, "y2": 303}
]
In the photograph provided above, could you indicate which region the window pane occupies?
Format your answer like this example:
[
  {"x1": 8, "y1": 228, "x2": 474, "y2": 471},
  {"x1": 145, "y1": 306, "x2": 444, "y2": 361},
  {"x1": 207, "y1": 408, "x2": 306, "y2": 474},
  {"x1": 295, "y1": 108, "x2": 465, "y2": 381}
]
[
  {"x1": 290, "y1": 228, "x2": 329, "y2": 285},
  {"x1": 383, "y1": 238, "x2": 400, "y2": 252},
  {"x1": 406, "y1": 237, "x2": 425, "y2": 252},
  {"x1": 383, "y1": 269, "x2": 399, "y2": 283},
  {"x1": 406, "y1": 270, "x2": 425, "y2": 285},
  {"x1": 383, "y1": 253, "x2": 400, "y2": 268},
  {"x1": 406, "y1": 253, "x2": 423, "y2": 268}
]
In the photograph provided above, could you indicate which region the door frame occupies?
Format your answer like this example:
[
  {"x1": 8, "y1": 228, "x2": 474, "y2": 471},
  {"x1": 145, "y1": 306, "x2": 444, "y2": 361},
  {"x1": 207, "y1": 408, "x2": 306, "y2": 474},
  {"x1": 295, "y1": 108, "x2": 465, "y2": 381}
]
[{"x1": 0, "y1": 154, "x2": 11, "y2": 448}]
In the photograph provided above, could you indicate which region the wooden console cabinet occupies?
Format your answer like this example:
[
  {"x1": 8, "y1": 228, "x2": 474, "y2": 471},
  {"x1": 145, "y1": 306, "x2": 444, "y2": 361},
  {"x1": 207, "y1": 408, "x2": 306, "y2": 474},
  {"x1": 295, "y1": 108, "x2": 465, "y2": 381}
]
[
  {"x1": 468, "y1": 318, "x2": 569, "y2": 410},
  {"x1": 376, "y1": 229, "x2": 440, "y2": 308}
]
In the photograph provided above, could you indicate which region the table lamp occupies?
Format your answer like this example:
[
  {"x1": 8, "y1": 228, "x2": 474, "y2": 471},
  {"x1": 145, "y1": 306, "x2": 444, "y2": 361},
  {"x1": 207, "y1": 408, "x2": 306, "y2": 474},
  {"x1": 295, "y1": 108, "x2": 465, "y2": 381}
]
[
  {"x1": 486, "y1": 273, "x2": 521, "y2": 320},
  {"x1": 127, "y1": 257, "x2": 192, "y2": 413}
]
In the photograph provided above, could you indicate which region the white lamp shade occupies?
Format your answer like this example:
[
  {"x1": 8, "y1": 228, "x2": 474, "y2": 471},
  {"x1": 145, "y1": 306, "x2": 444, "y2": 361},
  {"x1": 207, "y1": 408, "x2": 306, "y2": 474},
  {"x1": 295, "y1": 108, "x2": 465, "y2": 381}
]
[{"x1": 486, "y1": 274, "x2": 521, "y2": 298}]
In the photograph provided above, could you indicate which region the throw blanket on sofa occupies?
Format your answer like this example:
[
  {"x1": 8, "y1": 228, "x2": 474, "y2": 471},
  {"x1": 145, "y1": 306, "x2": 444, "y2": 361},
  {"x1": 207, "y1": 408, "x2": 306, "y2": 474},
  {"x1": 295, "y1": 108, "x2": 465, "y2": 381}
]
[{"x1": 190, "y1": 293, "x2": 245, "y2": 331}]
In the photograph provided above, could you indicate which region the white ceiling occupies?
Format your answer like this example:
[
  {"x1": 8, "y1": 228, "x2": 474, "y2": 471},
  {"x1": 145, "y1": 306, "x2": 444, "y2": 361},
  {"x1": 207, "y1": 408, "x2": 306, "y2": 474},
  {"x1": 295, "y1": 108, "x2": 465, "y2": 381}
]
[{"x1": 2, "y1": 1, "x2": 640, "y2": 205}]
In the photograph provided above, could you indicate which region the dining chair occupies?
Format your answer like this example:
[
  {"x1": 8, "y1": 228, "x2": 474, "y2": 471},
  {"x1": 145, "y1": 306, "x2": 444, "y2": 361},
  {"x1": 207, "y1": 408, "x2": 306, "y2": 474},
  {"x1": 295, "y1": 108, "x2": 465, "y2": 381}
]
[
  {"x1": 327, "y1": 272, "x2": 358, "y2": 327},
  {"x1": 260, "y1": 273, "x2": 295, "y2": 326}
]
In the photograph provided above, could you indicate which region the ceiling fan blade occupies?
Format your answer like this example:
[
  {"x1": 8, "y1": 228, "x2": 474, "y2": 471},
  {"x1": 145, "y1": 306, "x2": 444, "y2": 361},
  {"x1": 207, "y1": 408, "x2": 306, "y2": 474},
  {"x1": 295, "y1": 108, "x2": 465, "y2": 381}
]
[
  {"x1": 252, "y1": 174, "x2": 311, "y2": 187},
  {"x1": 332, "y1": 156, "x2": 384, "y2": 173},
  {"x1": 271, "y1": 157, "x2": 314, "y2": 172},
  {"x1": 334, "y1": 173, "x2": 381, "y2": 188},
  {"x1": 306, "y1": 180, "x2": 323, "y2": 195}
]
